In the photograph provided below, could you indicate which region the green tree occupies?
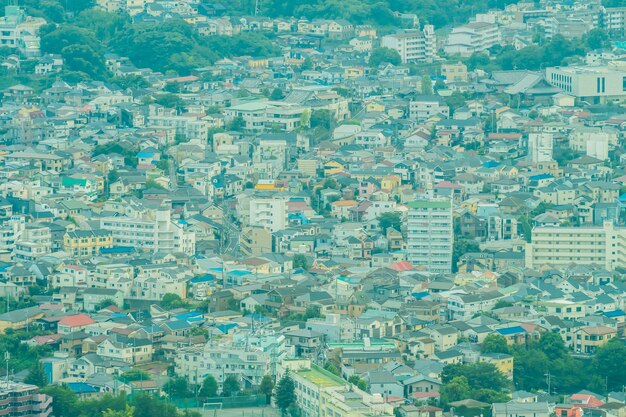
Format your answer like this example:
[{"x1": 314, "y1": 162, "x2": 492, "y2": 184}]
[
  {"x1": 323, "y1": 361, "x2": 341, "y2": 376},
  {"x1": 155, "y1": 94, "x2": 185, "y2": 111},
  {"x1": 222, "y1": 375, "x2": 240, "y2": 397},
  {"x1": 473, "y1": 388, "x2": 510, "y2": 404},
  {"x1": 160, "y1": 293, "x2": 185, "y2": 309},
  {"x1": 481, "y1": 334, "x2": 510, "y2": 355},
  {"x1": 259, "y1": 375, "x2": 274, "y2": 404},
  {"x1": 452, "y1": 239, "x2": 481, "y2": 272},
  {"x1": 440, "y1": 376, "x2": 471, "y2": 404},
  {"x1": 535, "y1": 332, "x2": 567, "y2": 361},
  {"x1": 348, "y1": 375, "x2": 367, "y2": 390},
  {"x1": 41, "y1": 385, "x2": 79, "y2": 417},
  {"x1": 369, "y1": 47, "x2": 401, "y2": 67},
  {"x1": 593, "y1": 338, "x2": 626, "y2": 391},
  {"x1": 164, "y1": 376, "x2": 192, "y2": 399},
  {"x1": 270, "y1": 88, "x2": 285, "y2": 100},
  {"x1": 227, "y1": 116, "x2": 246, "y2": 132},
  {"x1": 584, "y1": 28, "x2": 609, "y2": 50},
  {"x1": 378, "y1": 212, "x2": 402, "y2": 234},
  {"x1": 310, "y1": 109, "x2": 335, "y2": 130},
  {"x1": 421, "y1": 75, "x2": 433, "y2": 95},
  {"x1": 293, "y1": 254, "x2": 309, "y2": 270},
  {"x1": 511, "y1": 347, "x2": 550, "y2": 391},
  {"x1": 442, "y1": 362, "x2": 508, "y2": 392},
  {"x1": 120, "y1": 370, "x2": 151, "y2": 383},
  {"x1": 275, "y1": 373, "x2": 296, "y2": 416},
  {"x1": 199, "y1": 375, "x2": 218, "y2": 399},
  {"x1": 102, "y1": 405, "x2": 135, "y2": 417},
  {"x1": 95, "y1": 299, "x2": 118, "y2": 311},
  {"x1": 25, "y1": 362, "x2": 47, "y2": 387}
]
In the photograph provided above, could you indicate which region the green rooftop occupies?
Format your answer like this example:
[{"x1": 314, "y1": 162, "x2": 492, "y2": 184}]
[
  {"x1": 296, "y1": 364, "x2": 345, "y2": 388},
  {"x1": 407, "y1": 200, "x2": 451, "y2": 209}
]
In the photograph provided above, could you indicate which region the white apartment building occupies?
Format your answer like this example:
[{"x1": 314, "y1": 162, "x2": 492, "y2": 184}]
[
  {"x1": 409, "y1": 96, "x2": 450, "y2": 121},
  {"x1": 354, "y1": 130, "x2": 389, "y2": 149},
  {"x1": 100, "y1": 205, "x2": 195, "y2": 255},
  {"x1": 14, "y1": 223, "x2": 51, "y2": 261},
  {"x1": 569, "y1": 127, "x2": 616, "y2": 161},
  {"x1": 96, "y1": 0, "x2": 153, "y2": 15},
  {"x1": 176, "y1": 337, "x2": 290, "y2": 389},
  {"x1": 546, "y1": 65, "x2": 626, "y2": 103},
  {"x1": 249, "y1": 196, "x2": 288, "y2": 233},
  {"x1": 528, "y1": 133, "x2": 553, "y2": 162},
  {"x1": 525, "y1": 222, "x2": 626, "y2": 270},
  {"x1": 407, "y1": 200, "x2": 454, "y2": 274},
  {"x1": 148, "y1": 115, "x2": 209, "y2": 142},
  {"x1": 224, "y1": 102, "x2": 308, "y2": 132},
  {"x1": 277, "y1": 359, "x2": 393, "y2": 417},
  {"x1": 380, "y1": 26, "x2": 436, "y2": 63},
  {"x1": 604, "y1": 7, "x2": 626, "y2": 36},
  {"x1": 444, "y1": 22, "x2": 501, "y2": 57},
  {"x1": 0, "y1": 6, "x2": 46, "y2": 57}
]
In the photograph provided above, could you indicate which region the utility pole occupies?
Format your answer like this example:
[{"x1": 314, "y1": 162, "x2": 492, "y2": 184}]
[{"x1": 4, "y1": 352, "x2": 9, "y2": 383}]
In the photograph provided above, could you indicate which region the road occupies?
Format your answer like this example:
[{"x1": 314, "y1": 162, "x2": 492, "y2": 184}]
[{"x1": 222, "y1": 216, "x2": 240, "y2": 256}]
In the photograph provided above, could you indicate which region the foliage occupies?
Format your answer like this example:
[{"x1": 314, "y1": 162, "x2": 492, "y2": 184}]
[
  {"x1": 222, "y1": 375, "x2": 241, "y2": 397},
  {"x1": 442, "y1": 362, "x2": 508, "y2": 392},
  {"x1": 270, "y1": 88, "x2": 285, "y2": 100},
  {"x1": 378, "y1": 212, "x2": 402, "y2": 234},
  {"x1": 227, "y1": 116, "x2": 246, "y2": 132},
  {"x1": 440, "y1": 376, "x2": 471, "y2": 404},
  {"x1": 102, "y1": 405, "x2": 135, "y2": 417},
  {"x1": 310, "y1": 109, "x2": 335, "y2": 130},
  {"x1": 293, "y1": 254, "x2": 309, "y2": 270},
  {"x1": 259, "y1": 375, "x2": 274, "y2": 403},
  {"x1": 275, "y1": 373, "x2": 296, "y2": 415},
  {"x1": 25, "y1": 362, "x2": 47, "y2": 387},
  {"x1": 165, "y1": 376, "x2": 193, "y2": 399},
  {"x1": 95, "y1": 299, "x2": 118, "y2": 311},
  {"x1": 348, "y1": 375, "x2": 367, "y2": 390},
  {"x1": 323, "y1": 361, "x2": 341, "y2": 376},
  {"x1": 120, "y1": 370, "x2": 151, "y2": 383},
  {"x1": 421, "y1": 75, "x2": 433, "y2": 95},
  {"x1": 369, "y1": 47, "x2": 401, "y2": 67},
  {"x1": 160, "y1": 293, "x2": 188, "y2": 310},
  {"x1": 592, "y1": 338, "x2": 626, "y2": 392},
  {"x1": 494, "y1": 35, "x2": 585, "y2": 70},
  {"x1": 452, "y1": 239, "x2": 480, "y2": 272},
  {"x1": 481, "y1": 334, "x2": 510, "y2": 355}
]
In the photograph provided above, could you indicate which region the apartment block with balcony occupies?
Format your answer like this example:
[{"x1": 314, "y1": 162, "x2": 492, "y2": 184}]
[
  {"x1": 444, "y1": 22, "x2": 501, "y2": 57},
  {"x1": 407, "y1": 200, "x2": 454, "y2": 274},
  {"x1": 63, "y1": 229, "x2": 113, "y2": 258},
  {"x1": 0, "y1": 381, "x2": 52, "y2": 417},
  {"x1": 14, "y1": 224, "x2": 51, "y2": 261},
  {"x1": 248, "y1": 196, "x2": 288, "y2": 233},
  {"x1": 381, "y1": 26, "x2": 437, "y2": 63}
]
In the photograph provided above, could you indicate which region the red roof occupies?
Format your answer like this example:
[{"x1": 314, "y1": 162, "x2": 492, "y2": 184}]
[
  {"x1": 412, "y1": 391, "x2": 440, "y2": 399},
  {"x1": 58, "y1": 314, "x2": 94, "y2": 327},
  {"x1": 388, "y1": 261, "x2": 414, "y2": 272},
  {"x1": 570, "y1": 394, "x2": 604, "y2": 408}
]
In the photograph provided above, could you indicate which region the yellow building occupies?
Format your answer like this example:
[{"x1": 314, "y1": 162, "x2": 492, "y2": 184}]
[
  {"x1": 573, "y1": 326, "x2": 616, "y2": 354},
  {"x1": 479, "y1": 352, "x2": 514, "y2": 379},
  {"x1": 344, "y1": 67, "x2": 365, "y2": 78},
  {"x1": 63, "y1": 230, "x2": 113, "y2": 258},
  {"x1": 365, "y1": 100, "x2": 385, "y2": 113},
  {"x1": 441, "y1": 62, "x2": 468, "y2": 82},
  {"x1": 324, "y1": 159, "x2": 346, "y2": 176},
  {"x1": 0, "y1": 307, "x2": 44, "y2": 333},
  {"x1": 381, "y1": 175, "x2": 401, "y2": 192}
]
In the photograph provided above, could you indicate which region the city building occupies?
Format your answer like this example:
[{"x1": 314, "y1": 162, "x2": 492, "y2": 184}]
[
  {"x1": 407, "y1": 200, "x2": 454, "y2": 274},
  {"x1": 528, "y1": 133, "x2": 553, "y2": 163},
  {"x1": 380, "y1": 26, "x2": 436, "y2": 63},
  {"x1": 0, "y1": 381, "x2": 52, "y2": 417},
  {"x1": 546, "y1": 65, "x2": 626, "y2": 103},
  {"x1": 444, "y1": 22, "x2": 501, "y2": 57}
]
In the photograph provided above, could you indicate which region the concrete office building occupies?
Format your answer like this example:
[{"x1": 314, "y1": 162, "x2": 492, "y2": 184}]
[
  {"x1": 546, "y1": 65, "x2": 626, "y2": 103},
  {"x1": 444, "y1": 22, "x2": 501, "y2": 57}
]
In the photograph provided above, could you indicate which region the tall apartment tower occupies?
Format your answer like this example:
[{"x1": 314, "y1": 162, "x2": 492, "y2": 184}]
[{"x1": 407, "y1": 199, "x2": 454, "y2": 274}]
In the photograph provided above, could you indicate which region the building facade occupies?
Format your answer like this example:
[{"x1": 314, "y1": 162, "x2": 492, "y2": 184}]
[{"x1": 407, "y1": 200, "x2": 454, "y2": 274}]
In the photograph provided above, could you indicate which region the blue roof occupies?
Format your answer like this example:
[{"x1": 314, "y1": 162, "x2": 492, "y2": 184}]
[
  {"x1": 603, "y1": 309, "x2": 626, "y2": 318},
  {"x1": 619, "y1": 193, "x2": 626, "y2": 202},
  {"x1": 191, "y1": 274, "x2": 215, "y2": 283},
  {"x1": 164, "y1": 319, "x2": 193, "y2": 330},
  {"x1": 100, "y1": 246, "x2": 135, "y2": 254},
  {"x1": 67, "y1": 382, "x2": 99, "y2": 394},
  {"x1": 497, "y1": 326, "x2": 527, "y2": 335},
  {"x1": 216, "y1": 323, "x2": 238, "y2": 333},
  {"x1": 244, "y1": 312, "x2": 271, "y2": 323},
  {"x1": 483, "y1": 161, "x2": 500, "y2": 168},
  {"x1": 137, "y1": 151, "x2": 154, "y2": 158},
  {"x1": 229, "y1": 270, "x2": 251, "y2": 276},
  {"x1": 412, "y1": 291, "x2": 429, "y2": 299},
  {"x1": 175, "y1": 311, "x2": 203, "y2": 320},
  {"x1": 529, "y1": 173, "x2": 553, "y2": 181}
]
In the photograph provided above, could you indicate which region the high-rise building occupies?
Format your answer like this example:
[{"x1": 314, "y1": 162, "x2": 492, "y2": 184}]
[
  {"x1": 380, "y1": 26, "x2": 437, "y2": 63},
  {"x1": 407, "y1": 199, "x2": 454, "y2": 274},
  {"x1": 528, "y1": 133, "x2": 554, "y2": 162},
  {"x1": 0, "y1": 381, "x2": 52, "y2": 417}
]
